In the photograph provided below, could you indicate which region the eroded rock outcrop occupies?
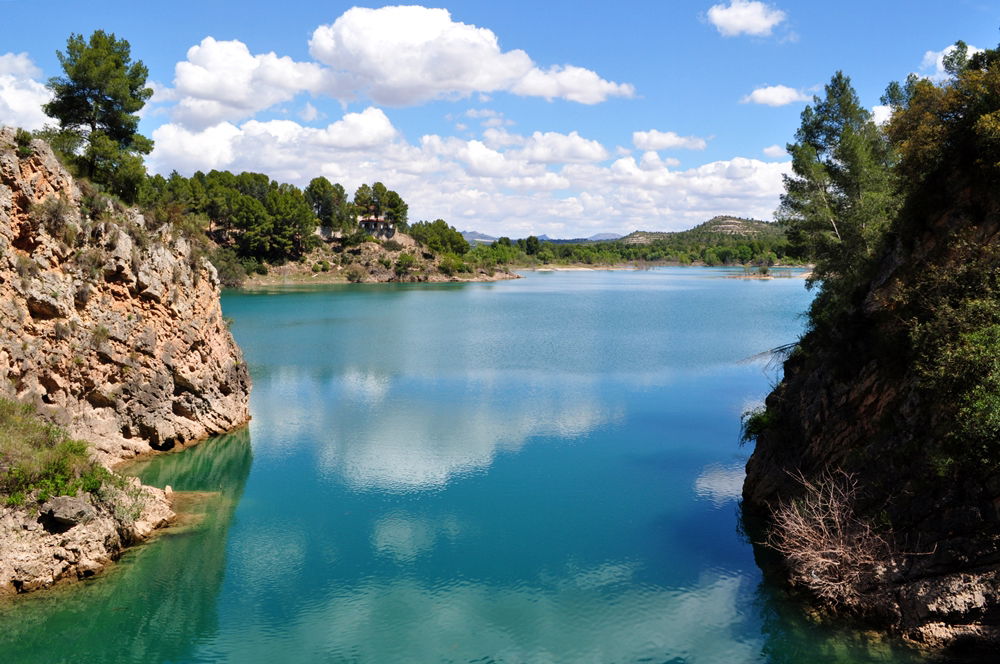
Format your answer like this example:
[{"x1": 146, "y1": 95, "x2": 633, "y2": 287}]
[
  {"x1": 0, "y1": 127, "x2": 251, "y2": 593},
  {"x1": 0, "y1": 480, "x2": 173, "y2": 594},
  {"x1": 0, "y1": 128, "x2": 250, "y2": 465}
]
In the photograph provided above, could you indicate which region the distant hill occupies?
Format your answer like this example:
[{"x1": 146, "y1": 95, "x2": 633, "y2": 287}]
[
  {"x1": 464, "y1": 230, "x2": 623, "y2": 245},
  {"x1": 533, "y1": 232, "x2": 624, "y2": 244},
  {"x1": 621, "y1": 216, "x2": 781, "y2": 245},
  {"x1": 460, "y1": 230, "x2": 497, "y2": 245}
]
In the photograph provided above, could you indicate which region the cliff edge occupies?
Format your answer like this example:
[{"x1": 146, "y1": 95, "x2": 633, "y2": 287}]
[
  {"x1": 0, "y1": 128, "x2": 250, "y2": 465},
  {"x1": 0, "y1": 127, "x2": 251, "y2": 593},
  {"x1": 742, "y1": 69, "x2": 1000, "y2": 655}
]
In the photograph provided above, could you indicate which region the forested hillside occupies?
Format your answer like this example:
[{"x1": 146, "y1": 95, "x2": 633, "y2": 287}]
[{"x1": 742, "y1": 41, "x2": 1000, "y2": 655}]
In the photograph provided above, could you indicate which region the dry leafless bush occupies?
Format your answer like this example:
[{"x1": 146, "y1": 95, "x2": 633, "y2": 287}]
[{"x1": 768, "y1": 469, "x2": 893, "y2": 607}]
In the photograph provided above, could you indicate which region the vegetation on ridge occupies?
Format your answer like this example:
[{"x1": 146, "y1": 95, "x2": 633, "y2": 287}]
[
  {"x1": 743, "y1": 39, "x2": 1000, "y2": 618},
  {"x1": 0, "y1": 399, "x2": 111, "y2": 507}
]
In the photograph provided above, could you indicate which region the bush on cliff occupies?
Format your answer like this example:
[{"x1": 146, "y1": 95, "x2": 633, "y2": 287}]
[{"x1": 0, "y1": 399, "x2": 107, "y2": 506}]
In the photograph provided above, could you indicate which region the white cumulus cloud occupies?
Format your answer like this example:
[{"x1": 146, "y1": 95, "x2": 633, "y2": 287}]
[
  {"x1": 149, "y1": 106, "x2": 789, "y2": 239},
  {"x1": 741, "y1": 84, "x2": 809, "y2": 106},
  {"x1": 0, "y1": 52, "x2": 52, "y2": 131},
  {"x1": 762, "y1": 144, "x2": 786, "y2": 158},
  {"x1": 171, "y1": 36, "x2": 333, "y2": 129},
  {"x1": 870, "y1": 105, "x2": 892, "y2": 126},
  {"x1": 707, "y1": 0, "x2": 786, "y2": 37},
  {"x1": 511, "y1": 131, "x2": 609, "y2": 163},
  {"x1": 632, "y1": 129, "x2": 707, "y2": 151},
  {"x1": 308, "y1": 6, "x2": 633, "y2": 105}
]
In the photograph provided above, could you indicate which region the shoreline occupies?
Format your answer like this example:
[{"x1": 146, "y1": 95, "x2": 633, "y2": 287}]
[{"x1": 240, "y1": 268, "x2": 520, "y2": 289}]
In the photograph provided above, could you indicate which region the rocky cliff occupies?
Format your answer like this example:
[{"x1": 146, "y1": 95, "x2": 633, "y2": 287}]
[
  {"x1": 0, "y1": 128, "x2": 250, "y2": 465},
  {"x1": 743, "y1": 148, "x2": 1000, "y2": 653},
  {"x1": 0, "y1": 127, "x2": 251, "y2": 593}
]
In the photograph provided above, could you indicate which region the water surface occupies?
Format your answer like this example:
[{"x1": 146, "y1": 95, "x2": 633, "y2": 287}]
[{"x1": 0, "y1": 268, "x2": 923, "y2": 663}]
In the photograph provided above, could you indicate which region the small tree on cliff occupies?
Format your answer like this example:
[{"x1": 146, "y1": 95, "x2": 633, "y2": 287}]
[
  {"x1": 778, "y1": 73, "x2": 897, "y2": 287},
  {"x1": 43, "y1": 30, "x2": 154, "y2": 203}
]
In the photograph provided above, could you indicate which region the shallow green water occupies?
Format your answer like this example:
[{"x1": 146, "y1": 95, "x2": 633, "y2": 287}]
[{"x1": 0, "y1": 268, "x2": 924, "y2": 663}]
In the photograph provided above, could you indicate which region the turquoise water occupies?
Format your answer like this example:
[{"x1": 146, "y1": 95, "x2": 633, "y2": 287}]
[{"x1": 0, "y1": 268, "x2": 923, "y2": 663}]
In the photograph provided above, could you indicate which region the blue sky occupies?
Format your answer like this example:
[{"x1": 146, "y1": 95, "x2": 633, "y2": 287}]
[{"x1": 1, "y1": 1, "x2": 997, "y2": 237}]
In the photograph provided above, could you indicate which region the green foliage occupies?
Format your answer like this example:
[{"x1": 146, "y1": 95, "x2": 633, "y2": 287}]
[
  {"x1": 43, "y1": 31, "x2": 153, "y2": 202},
  {"x1": 239, "y1": 257, "x2": 268, "y2": 276},
  {"x1": 74, "y1": 248, "x2": 104, "y2": 281},
  {"x1": 342, "y1": 228, "x2": 375, "y2": 247},
  {"x1": 755, "y1": 42, "x2": 1000, "y2": 478},
  {"x1": 345, "y1": 265, "x2": 366, "y2": 283},
  {"x1": 778, "y1": 72, "x2": 898, "y2": 331},
  {"x1": 91, "y1": 325, "x2": 110, "y2": 347},
  {"x1": 409, "y1": 219, "x2": 470, "y2": 255},
  {"x1": 438, "y1": 253, "x2": 466, "y2": 276},
  {"x1": 140, "y1": 170, "x2": 321, "y2": 264},
  {"x1": 0, "y1": 399, "x2": 107, "y2": 504},
  {"x1": 353, "y1": 183, "x2": 374, "y2": 213},
  {"x1": 305, "y1": 177, "x2": 352, "y2": 230},
  {"x1": 381, "y1": 239, "x2": 403, "y2": 252},
  {"x1": 209, "y1": 247, "x2": 247, "y2": 288},
  {"x1": 464, "y1": 219, "x2": 793, "y2": 270},
  {"x1": 899, "y1": 238, "x2": 1000, "y2": 468},
  {"x1": 30, "y1": 196, "x2": 73, "y2": 238},
  {"x1": 14, "y1": 128, "x2": 33, "y2": 158},
  {"x1": 394, "y1": 252, "x2": 416, "y2": 276},
  {"x1": 524, "y1": 235, "x2": 540, "y2": 255},
  {"x1": 382, "y1": 189, "x2": 408, "y2": 226},
  {"x1": 740, "y1": 407, "x2": 773, "y2": 445}
]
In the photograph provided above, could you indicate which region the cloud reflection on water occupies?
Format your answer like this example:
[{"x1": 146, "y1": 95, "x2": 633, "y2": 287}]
[
  {"x1": 252, "y1": 368, "x2": 622, "y2": 492},
  {"x1": 209, "y1": 569, "x2": 759, "y2": 663},
  {"x1": 694, "y1": 463, "x2": 746, "y2": 507},
  {"x1": 371, "y1": 511, "x2": 463, "y2": 563}
]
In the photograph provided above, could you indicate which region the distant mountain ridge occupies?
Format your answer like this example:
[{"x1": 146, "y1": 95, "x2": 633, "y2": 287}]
[
  {"x1": 462, "y1": 230, "x2": 623, "y2": 245},
  {"x1": 621, "y1": 216, "x2": 780, "y2": 245},
  {"x1": 462, "y1": 217, "x2": 779, "y2": 247},
  {"x1": 460, "y1": 230, "x2": 497, "y2": 245}
]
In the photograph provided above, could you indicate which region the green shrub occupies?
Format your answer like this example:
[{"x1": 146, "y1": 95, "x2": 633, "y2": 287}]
[
  {"x1": 438, "y1": 253, "x2": 465, "y2": 276},
  {"x1": 74, "y1": 248, "x2": 104, "y2": 281},
  {"x1": 740, "y1": 407, "x2": 772, "y2": 444},
  {"x1": 14, "y1": 128, "x2": 33, "y2": 158},
  {"x1": 240, "y1": 257, "x2": 268, "y2": 275},
  {"x1": 382, "y1": 239, "x2": 403, "y2": 252},
  {"x1": 0, "y1": 400, "x2": 101, "y2": 503},
  {"x1": 345, "y1": 265, "x2": 366, "y2": 283},
  {"x1": 394, "y1": 252, "x2": 416, "y2": 276},
  {"x1": 210, "y1": 247, "x2": 247, "y2": 288},
  {"x1": 343, "y1": 229, "x2": 375, "y2": 247},
  {"x1": 91, "y1": 325, "x2": 110, "y2": 347},
  {"x1": 30, "y1": 196, "x2": 73, "y2": 237}
]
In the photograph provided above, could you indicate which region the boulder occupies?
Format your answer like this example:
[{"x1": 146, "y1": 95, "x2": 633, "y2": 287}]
[{"x1": 40, "y1": 495, "x2": 96, "y2": 527}]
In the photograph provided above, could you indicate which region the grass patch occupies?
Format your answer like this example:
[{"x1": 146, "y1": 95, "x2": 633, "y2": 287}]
[{"x1": 0, "y1": 399, "x2": 106, "y2": 504}]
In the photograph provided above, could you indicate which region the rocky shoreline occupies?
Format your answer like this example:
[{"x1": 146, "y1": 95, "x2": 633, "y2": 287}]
[{"x1": 0, "y1": 128, "x2": 251, "y2": 594}]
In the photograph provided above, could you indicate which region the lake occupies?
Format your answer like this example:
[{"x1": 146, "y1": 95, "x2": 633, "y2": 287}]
[{"x1": 0, "y1": 268, "x2": 923, "y2": 663}]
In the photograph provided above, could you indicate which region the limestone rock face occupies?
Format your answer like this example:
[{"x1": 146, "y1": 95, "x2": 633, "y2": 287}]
[
  {"x1": 0, "y1": 127, "x2": 251, "y2": 465},
  {"x1": 0, "y1": 482, "x2": 172, "y2": 594}
]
